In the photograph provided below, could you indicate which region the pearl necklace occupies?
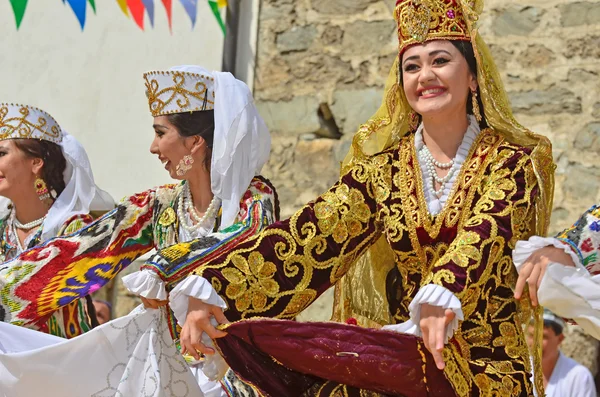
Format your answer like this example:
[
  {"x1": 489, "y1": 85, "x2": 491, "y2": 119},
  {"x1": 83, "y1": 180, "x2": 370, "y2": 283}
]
[
  {"x1": 419, "y1": 145, "x2": 459, "y2": 199},
  {"x1": 177, "y1": 183, "x2": 221, "y2": 232},
  {"x1": 14, "y1": 215, "x2": 45, "y2": 230}
]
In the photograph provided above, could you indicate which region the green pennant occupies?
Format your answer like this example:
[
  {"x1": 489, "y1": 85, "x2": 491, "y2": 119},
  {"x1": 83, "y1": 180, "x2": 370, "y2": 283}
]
[
  {"x1": 208, "y1": 0, "x2": 226, "y2": 35},
  {"x1": 88, "y1": 0, "x2": 96, "y2": 13},
  {"x1": 9, "y1": 0, "x2": 29, "y2": 29}
]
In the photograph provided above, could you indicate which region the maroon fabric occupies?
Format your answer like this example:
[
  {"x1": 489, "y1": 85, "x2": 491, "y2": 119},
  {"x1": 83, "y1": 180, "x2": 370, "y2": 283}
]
[{"x1": 217, "y1": 319, "x2": 455, "y2": 397}]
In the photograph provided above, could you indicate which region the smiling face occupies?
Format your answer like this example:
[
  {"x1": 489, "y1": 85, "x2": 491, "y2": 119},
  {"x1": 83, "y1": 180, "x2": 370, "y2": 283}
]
[
  {"x1": 149, "y1": 115, "x2": 208, "y2": 180},
  {"x1": 0, "y1": 140, "x2": 43, "y2": 201},
  {"x1": 401, "y1": 40, "x2": 477, "y2": 121}
]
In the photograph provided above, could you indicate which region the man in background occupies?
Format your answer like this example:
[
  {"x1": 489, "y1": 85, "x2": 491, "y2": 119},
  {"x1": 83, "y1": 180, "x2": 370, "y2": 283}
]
[{"x1": 527, "y1": 309, "x2": 596, "y2": 397}]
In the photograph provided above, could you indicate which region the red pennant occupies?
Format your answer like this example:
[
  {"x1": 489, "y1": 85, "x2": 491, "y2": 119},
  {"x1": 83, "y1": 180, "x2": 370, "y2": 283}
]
[
  {"x1": 161, "y1": 0, "x2": 172, "y2": 32},
  {"x1": 127, "y1": 0, "x2": 145, "y2": 30}
]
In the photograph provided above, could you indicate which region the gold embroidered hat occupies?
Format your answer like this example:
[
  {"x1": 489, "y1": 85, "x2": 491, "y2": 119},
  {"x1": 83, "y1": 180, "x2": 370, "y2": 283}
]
[
  {"x1": 0, "y1": 103, "x2": 62, "y2": 144},
  {"x1": 143, "y1": 66, "x2": 216, "y2": 117},
  {"x1": 395, "y1": 0, "x2": 471, "y2": 54}
]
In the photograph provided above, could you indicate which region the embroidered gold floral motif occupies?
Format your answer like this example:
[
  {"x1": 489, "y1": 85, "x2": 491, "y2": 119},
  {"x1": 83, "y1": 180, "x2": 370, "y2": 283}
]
[
  {"x1": 314, "y1": 185, "x2": 371, "y2": 244},
  {"x1": 223, "y1": 252, "x2": 280, "y2": 312},
  {"x1": 158, "y1": 207, "x2": 177, "y2": 227}
]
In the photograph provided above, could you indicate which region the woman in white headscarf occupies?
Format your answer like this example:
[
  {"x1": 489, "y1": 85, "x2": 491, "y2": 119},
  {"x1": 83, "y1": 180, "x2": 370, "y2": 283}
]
[
  {"x1": 0, "y1": 66, "x2": 274, "y2": 397},
  {"x1": 0, "y1": 103, "x2": 114, "y2": 338}
]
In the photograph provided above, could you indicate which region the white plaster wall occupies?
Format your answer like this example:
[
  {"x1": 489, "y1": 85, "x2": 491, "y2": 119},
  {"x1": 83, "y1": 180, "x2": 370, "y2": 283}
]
[{"x1": 0, "y1": 1, "x2": 225, "y2": 200}]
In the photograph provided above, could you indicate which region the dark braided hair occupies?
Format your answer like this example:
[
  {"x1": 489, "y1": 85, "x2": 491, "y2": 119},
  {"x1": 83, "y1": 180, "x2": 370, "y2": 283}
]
[
  {"x1": 166, "y1": 110, "x2": 215, "y2": 170},
  {"x1": 13, "y1": 139, "x2": 67, "y2": 199}
]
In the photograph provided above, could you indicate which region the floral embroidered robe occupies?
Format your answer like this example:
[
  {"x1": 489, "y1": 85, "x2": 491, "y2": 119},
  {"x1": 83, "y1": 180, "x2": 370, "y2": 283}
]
[
  {"x1": 149, "y1": 129, "x2": 541, "y2": 396},
  {"x1": 0, "y1": 176, "x2": 278, "y2": 342},
  {"x1": 556, "y1": 205, "x2": 600, "y2": 274}
]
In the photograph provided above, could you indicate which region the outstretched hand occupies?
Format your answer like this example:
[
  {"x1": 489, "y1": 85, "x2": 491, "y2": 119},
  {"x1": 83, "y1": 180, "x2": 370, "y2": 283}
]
[
  {"x1": 179, "y1": 297, "x2": 229, "y2": 361},
  {"x1": 420, "y1": 303, "x2": 455, "y2": 370},
  {"x1": 514, "y1": 246, "x2": 576, "y2": 306}
]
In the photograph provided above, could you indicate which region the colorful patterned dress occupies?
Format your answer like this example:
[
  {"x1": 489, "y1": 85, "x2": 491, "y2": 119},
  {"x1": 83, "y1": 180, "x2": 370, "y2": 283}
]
[
  {"x1": 152, "y1": 129, "x2": 542, "y2": 396},
  {"x1": 0, "y1": 176, "x2": 278, "y2": 344},
  {"x1": 0, "y1": 213, "x2": 94, "y2": 338}
]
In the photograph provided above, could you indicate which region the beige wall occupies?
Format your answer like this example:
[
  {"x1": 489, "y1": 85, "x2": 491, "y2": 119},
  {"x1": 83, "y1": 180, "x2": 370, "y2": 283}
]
[{"x1": 0, "y1": 1, "x2": 224, "y2": 200}]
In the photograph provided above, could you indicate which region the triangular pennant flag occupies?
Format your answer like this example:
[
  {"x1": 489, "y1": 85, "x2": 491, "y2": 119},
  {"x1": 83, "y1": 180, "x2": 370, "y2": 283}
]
[
  {"x1": 9, "y1": 0, "x2": 28, "y2": 29},
  {"x1": 161, "y1": 0, "x2": 173, "y2": 32},
  {"x1": 179, "y1": 0, "x2": 198, "y2": 27},
  {"x1": 65, "y1": 0, "x2": 87, "y2": 29},
  {"x1": 88, "y1": 0, "x2": 96, "y2": 13},
  {"x1": 208, "y1": 0, "x2": 225, "y2": 34},
  {"x1": 127, "y1": 0, "x2": 146, "y2": 30},
  {"x1": 141, "y1": 0, "x2": 155, "y2": 27},
  {"x1": 115, "y1": 0, "x2": 130, "y2": 16}
]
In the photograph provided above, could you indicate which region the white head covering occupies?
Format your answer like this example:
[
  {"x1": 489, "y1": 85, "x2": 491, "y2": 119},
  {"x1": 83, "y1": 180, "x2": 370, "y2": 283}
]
[
  {"x1": 143, "y1": 65, "x2": 271, "y2": 229},
  {"x1": 0, "y1": 103, "x2": 114, "y2": 240}
]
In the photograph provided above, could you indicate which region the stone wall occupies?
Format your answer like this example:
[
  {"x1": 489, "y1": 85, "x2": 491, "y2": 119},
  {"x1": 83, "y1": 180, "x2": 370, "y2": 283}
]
[{"x1": 253, "y1": 0, "x2": 600, "y2": 383}]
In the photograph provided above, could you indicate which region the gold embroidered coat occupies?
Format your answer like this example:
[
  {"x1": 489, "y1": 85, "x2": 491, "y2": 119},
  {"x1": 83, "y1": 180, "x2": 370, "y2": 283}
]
[{"x1": 149, "y1": 128, "x2": 540, "y2": 396}]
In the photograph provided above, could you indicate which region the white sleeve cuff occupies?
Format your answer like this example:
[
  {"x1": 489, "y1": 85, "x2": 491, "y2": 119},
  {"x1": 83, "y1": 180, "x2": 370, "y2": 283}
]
[
  {"x1": 513, "y1": 236, "x2": 584, "y2": 271},
  {"x1": 382, "y1": 284, "x2": 463, "y2": 343},
  {"x1": 169, "y1": 275, "x2": 227, "y2": 326},
  {"x1": 539, "y1": 263, "x2": 600, "y2": 340},
  {"x1": 122, "y1": 270, "x2": 168, "y2": 300}
]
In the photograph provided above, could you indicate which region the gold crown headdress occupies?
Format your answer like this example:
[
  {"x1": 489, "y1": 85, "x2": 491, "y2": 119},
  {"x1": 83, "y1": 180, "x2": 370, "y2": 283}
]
[
  {"x1": 0, "y1": 104, "x2": 62, "y2": 144},
  {"x1": 143, "y1": 68, "x2": 215, "y2": 117},
  {"x1": 395, "y1": 0, "x2": 473, "y2": 54}
]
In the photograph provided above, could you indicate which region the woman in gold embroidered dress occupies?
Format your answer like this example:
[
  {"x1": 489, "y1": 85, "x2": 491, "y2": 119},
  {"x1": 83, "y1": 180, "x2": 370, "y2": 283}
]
[
  {"x1": 134, "y1": 0, "x2": 557, "y2": 396},
  {"x1": 141, "y1": 0, "x2": 556, "y2": 395}
]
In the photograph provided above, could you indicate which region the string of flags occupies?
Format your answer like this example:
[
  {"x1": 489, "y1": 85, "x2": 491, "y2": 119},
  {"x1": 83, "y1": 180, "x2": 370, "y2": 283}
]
[{"x1": 8, "y1": 0, "x2": 227, "y2": 33}]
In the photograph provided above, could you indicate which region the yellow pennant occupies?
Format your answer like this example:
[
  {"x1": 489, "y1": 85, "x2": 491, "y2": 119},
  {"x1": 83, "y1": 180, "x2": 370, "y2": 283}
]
[
  {"x1": 217, "y1": 0, "x2": 227, "y2": 8},
  {"x1": 115, "y1": 0, "x2": 129, "y2": 16}
]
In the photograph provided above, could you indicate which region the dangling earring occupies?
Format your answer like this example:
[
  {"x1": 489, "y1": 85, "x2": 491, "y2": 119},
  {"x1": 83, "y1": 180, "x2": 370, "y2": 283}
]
[
  {"x1": 176, "y1": 154, "x2": 194, "y2": 176},
  {"x1": 35, "y1": 177, "x2": 50, "y2": 201},
  {"x1": 408, "y1": 111, "x2": 420, "y2": 131},
  {"x1": 471, "y1": 89, "x2": 482, "y2": 123}
]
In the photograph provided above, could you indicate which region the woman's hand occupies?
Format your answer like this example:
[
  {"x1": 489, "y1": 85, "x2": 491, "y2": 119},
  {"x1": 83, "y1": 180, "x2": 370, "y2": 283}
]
[
  {"x1": 514, "y1": 245, "x2": 576, "y2": 306},
  {"x1": 140, "y1": 296, "x2": 169, "y2": 309},
  {"x1": 179, "y1": 297, "x2": 229, "y2": 361},
  {"x1": 420, "y1": 303, "x2": 455, "y2": 370}
]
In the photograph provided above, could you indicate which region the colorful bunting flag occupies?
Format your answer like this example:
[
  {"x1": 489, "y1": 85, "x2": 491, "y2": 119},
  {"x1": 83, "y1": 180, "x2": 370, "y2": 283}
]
[
  {"x1": 115, "y1": 0, "x2": 129, "y2": 16},
  {"x1": 208, "y1": 0, "x2": 226, "y2": 34},
  {"x1": 161, "y1": 0, "x2": 172, "y2": 31},
  {"x1": 126, "y1": 0, "x2": 146, "y2": 30},
  {"x1": 64, "y1": 0, "x2": 87, "y2": 29},
  {"x1": 9, "y1": 0, "x2": 28, "y2": 29},
  {"x1": 7, "y1": 0, "x2": 227, "y2": 33},
  {"x1": 141, "y1": 0, "x2": 155, "y2": 27},
  {"x1": 178, "y1": 0, "x2": 198, "y2": 27}
]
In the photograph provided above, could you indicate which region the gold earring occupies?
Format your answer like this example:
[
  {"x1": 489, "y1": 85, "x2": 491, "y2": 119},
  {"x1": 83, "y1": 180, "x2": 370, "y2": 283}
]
[
  {"x1": 408, "y1": 111, "x2": 420, "y2": 131},
  {"x1": 35, "y1": 177, "x2": 50, "y2": 201},
  {"x1": 176, "y1": 154, "x2": 194, "y2": 176},
  {"x1": 471, "y1": 89, "x2": 482, "y2": 123}
]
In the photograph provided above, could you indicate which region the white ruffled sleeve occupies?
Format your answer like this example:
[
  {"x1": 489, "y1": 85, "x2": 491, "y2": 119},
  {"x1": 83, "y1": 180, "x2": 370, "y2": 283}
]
[
  {"x1": 382, "y1": 284, "x2": 464, "y2": 343},
  {"x1": 513, "y1": 236, "x2": 584, "y2": 271},
  {"x1": 122, "y1": 270, "x2": 168, "y2": 301},
  {"x1": 169, "y1": 275, "x2": 227, "y2": 326}
]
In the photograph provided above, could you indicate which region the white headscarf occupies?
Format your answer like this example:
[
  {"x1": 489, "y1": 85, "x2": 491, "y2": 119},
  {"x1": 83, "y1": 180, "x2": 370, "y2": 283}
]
[
  {"x1": 168, "y1": 66, "x2": 271, "y2": 229},
  {"x1": 0, "y1": 132, "x2": 114, "y2": 241}
]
